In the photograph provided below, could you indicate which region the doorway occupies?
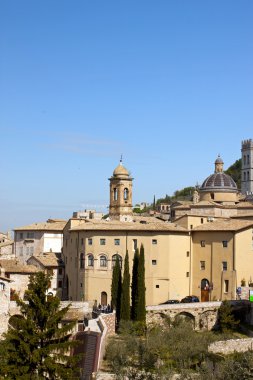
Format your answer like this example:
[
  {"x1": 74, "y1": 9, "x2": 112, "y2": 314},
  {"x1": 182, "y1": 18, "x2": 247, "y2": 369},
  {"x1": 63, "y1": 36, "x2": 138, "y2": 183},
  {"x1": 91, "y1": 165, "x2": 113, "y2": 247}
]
[
  {"x1": 101, "y1": 291, "x2": 107, "y2": 306},
  {"x1": 201, "y1": 279, "x2": 210, "y2": 302}
]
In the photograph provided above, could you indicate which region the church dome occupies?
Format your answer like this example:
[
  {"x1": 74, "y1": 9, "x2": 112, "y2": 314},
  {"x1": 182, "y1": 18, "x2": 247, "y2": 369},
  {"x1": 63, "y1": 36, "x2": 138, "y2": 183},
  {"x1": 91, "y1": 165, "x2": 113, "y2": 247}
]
[
  {"x1": 200, "y1": 172, "x2": 237, "y2": 193},
  {"x1": 113, "y1": 160, "x2": 129, "y2": 178}
]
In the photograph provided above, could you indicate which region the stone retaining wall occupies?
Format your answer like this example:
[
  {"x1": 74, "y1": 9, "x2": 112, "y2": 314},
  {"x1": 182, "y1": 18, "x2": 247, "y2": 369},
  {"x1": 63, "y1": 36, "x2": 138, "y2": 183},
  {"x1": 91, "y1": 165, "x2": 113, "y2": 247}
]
[{"x1": 209, "y1": 338, "x2": 253, "y2": 354}]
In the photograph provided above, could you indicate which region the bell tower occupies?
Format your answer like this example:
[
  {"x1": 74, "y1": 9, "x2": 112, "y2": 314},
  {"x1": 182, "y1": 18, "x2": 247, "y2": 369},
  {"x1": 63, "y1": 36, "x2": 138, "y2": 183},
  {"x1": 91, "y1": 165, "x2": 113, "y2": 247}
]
[{"x1": 109, "y1": 158, "x2": 133, "y2": 221}]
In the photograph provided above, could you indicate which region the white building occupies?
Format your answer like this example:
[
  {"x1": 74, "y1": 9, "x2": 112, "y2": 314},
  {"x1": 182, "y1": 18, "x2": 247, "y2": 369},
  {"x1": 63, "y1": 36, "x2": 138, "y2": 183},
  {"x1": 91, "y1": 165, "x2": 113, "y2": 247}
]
[{"x1": 14, "y1": 219, "x2": 66, "y2": 264}]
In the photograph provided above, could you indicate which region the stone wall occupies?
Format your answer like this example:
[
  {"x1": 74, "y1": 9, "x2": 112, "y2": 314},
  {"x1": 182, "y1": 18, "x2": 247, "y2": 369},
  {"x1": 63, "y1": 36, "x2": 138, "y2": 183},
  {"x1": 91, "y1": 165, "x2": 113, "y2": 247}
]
[
  {"x1": 209, "y1": 338, "x2": 253, "y2": 354},
  {"x1": 146, "y1": 302, "x2": 221, "y2": 330}
]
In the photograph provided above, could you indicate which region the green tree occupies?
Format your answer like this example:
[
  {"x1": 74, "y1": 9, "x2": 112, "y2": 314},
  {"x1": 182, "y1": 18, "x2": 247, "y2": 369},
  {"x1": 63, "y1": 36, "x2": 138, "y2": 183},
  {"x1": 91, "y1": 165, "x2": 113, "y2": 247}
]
[
  {"x1": 0, "y1": 271, "x2": 79, "y2": 380},
  {"x1": 111, "y1": 255, "x2": 122, "y2": 324},
  {"x1": 131, "y1": 248, "x2": 139, "y2": 321},
  {"x1": 136, "y1": 244, "x2": 146, "y2": 323},
  {"x1": 120, "y1": 251, "x2": 130, "y2": 321},
  {"x1": 218, "y1": 300, "x2": 240, "y2": 333},
  {"x1": 224, "y1": 158, "x2": 241, "y2": 189}
]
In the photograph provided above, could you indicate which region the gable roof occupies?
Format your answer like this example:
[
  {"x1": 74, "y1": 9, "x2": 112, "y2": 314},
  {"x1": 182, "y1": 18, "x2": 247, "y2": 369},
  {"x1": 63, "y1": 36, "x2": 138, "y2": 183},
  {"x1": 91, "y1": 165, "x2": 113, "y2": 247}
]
[
  {"x1": 192, "y1": 219, "x2": 253, "y2": 232},
  {"x1": 14, "y1": 219, "x2": 67, "y2": 232},
  {"x1": 28, "y1": 253, "x2": 63, "y2": 268},
  {"x1": 0, "y1": 260, "x2": 39, "y2": 274}
]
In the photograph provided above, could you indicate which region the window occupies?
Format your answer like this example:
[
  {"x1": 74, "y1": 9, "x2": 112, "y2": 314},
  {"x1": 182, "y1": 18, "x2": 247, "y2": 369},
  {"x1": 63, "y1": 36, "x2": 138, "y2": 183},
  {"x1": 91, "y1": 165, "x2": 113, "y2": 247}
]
[
  {"x1": 100, "y1": 255, "x2": 107, "y2": 267},
  {"x1": 247, "y1": 155, "x2": 250, "y2": 165},
  {"x1": 152, "y1": 239, "x2": 157, "y2": 245},
  {"x1": 19, "y1": 233, "x2": 23, "y2": 239},
  {"x1": 200, "y1": 240, "x2": 205, "y2": 247},
  {"x1": 200, "y1": 261, "x2": 205, "y2": 270},
  {"x1": 244, "y1": 155, "x2": 246, "y2": 165},
  {"x1": 222, "y1": 240, "x2": 228, "y2": 248},
  {"x1": 0, "y1": 282, "x2": 5, "y2": 291},
  {"x1": 124, "y1": 188, "x2": 129, "y2": 200},
  {"x1": 100, "y1": 238, "x2": 106, "y2": 245},
  {"x1": 27, "y1": 232, "x2": 34, "y2": 239},
  {"x1": 112, "y1": 254, "x2": 122, "y2": 268},
  {"x1": 26, "y1": 247, "x2": 29, "y2": 255},
  {"x1": 152, "y1": 260, "x2": 157, "y2": 265},
  {"x1": 88, "y1": 254, "x2": 94, "y2": 267},
  {"x1": 114, "y1": 239, "x2": 120, "y2": 246},
  {"x1": 190, "y1": 225, "x2": 193, "y2": 229},
  {"x1": 201, "y1": 218, "x2": 204, "y2": 224},
  {"x1": 133, "y1": 239, "x2": 137, "y2": 251},
  {"x1": 80, "y1": 253, "x2": 85, "y2": 269},
  {"x1": 156, "y1": 285, "x2": 159, "y2": 288},
  {"x1": 186, "y1": 251, "x2": 190, "y2": 257},
  {"x1": 244, "y1": 172, "x2": 246, "y2": 181},
  {"x1": 29, "y1": 246, "x2": 34, "y2": 255},
  {"x1": 80, "y1": 283, "x2": 83, "y2": 288},
  {"x1": 186, "y1": 272, "x2": 190, "y2": 277},
  {"x1": 248, "y1": 171, "x2": 250, "y2": 181},
  {"x1": 113, "y1": 188, "x2": 118, "y2": 201},
  {"x1": 224, "y1": 280, "x2": 229, "y2": 293},
  {"x1": 88, "y1": 238, "x2": 92, "y2": 245},
  {"x1": 58, "y1": 280, "x2": 62, "y2": 288},
  {"x1": 58, "y1": 268, "x2": 63, "y2": 275},
  {"x1": 222, "y1": 261, "x2": 227, "y2": 271},
  {"x1": 211, "y1": 193, "x2": 214, "y2": 200}
]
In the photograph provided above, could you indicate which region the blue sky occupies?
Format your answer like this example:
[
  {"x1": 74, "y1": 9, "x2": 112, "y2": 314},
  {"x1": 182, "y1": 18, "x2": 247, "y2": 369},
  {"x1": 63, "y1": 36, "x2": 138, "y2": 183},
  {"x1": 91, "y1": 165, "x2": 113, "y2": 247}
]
[{"x1": 1, "y1": 1, "x2": 253, "y2": 232}]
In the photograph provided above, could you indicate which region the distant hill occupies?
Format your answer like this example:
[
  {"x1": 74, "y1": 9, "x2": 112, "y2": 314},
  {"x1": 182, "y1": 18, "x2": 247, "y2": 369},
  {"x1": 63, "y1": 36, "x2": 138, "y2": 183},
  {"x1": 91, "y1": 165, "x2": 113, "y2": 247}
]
[
  {"x1": 224, "y1": 158, "x2": 241, "y2": 190},
  {"x1": 155, "y1": 158, "x2": 242, "y2": 206}
]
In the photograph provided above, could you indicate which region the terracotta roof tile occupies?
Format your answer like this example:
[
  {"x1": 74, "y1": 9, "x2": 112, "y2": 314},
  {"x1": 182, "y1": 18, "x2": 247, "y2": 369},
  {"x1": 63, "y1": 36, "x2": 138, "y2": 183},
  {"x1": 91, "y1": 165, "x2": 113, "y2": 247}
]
[
  {"x1": 192, "y1": 219, "x2": 253, "y2": 232},
  {"x1": 14, "y1": 220, "x2": 67, "y2": 231},
  {"x1": 0, "y1": 260, "x2": 39, "y2": 273}
]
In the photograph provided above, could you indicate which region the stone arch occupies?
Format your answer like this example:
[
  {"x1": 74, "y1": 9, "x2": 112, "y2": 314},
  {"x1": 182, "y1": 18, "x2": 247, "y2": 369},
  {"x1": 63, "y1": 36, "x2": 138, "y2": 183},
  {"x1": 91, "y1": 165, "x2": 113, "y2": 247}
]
[
  {"x1": 174, "y1": 312, "x2": 195, "y2": 327},
  {"x1": 199, "y1": 310, "x2": 217, "y2": 330}
]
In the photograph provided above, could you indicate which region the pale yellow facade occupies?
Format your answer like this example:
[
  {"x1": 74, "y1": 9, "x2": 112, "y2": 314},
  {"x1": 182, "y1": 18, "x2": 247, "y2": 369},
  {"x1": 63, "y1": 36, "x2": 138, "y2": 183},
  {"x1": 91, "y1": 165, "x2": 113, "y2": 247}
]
[{"x1": 63, "y1": 219, "x2": 190, "y2": 306}]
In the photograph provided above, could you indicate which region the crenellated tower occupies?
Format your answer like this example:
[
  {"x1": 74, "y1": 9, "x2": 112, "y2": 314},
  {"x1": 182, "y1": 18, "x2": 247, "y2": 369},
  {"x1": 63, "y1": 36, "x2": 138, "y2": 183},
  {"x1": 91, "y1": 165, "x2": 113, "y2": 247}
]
[
  {"x1": 241, "y1": 139, "x2": 253, "y2": 195},
  {"x1": 109, "y1": 159, "x2": 133, "y2": 221}
]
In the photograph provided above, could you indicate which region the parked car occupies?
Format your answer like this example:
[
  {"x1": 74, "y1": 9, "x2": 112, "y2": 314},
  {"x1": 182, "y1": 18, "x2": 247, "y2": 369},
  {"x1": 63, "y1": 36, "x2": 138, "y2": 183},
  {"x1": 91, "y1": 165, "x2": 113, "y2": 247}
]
[
  {"x1": 180, "y1": 295, "x2": 199, "y2": 303},
  {"x1": 159, "y1": 299, "x2": 180, "y2": 305}
]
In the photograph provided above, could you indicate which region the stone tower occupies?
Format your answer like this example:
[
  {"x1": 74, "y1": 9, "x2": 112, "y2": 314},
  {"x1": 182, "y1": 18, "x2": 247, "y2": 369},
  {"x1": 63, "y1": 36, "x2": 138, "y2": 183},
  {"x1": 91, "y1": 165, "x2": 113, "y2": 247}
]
[
  {"x1": 109, "y1": 159, "x2": 133, "y2": 221},
  {"x1": 241, "y1": 139, "x2": 253, "y2": 195}
]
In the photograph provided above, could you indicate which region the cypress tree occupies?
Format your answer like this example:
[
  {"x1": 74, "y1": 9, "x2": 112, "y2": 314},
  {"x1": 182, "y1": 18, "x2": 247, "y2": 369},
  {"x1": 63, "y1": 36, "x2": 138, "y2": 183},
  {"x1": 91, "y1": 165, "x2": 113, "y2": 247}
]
[
  {"x1": 136, "y1": 244, "x2": 146, "y2": 323},
  {"x1": 0, "y1": 271, "x2": 80, "y2": 379},
  {"x1": 120, "y1": 250, "x2": 130, "y2": 321},
  {"x1": 131, "y1": 248, "x2": 139, "y2": 320},
  {"x1": 111, "y1": 255, "x2": 122, "y2": 324}
]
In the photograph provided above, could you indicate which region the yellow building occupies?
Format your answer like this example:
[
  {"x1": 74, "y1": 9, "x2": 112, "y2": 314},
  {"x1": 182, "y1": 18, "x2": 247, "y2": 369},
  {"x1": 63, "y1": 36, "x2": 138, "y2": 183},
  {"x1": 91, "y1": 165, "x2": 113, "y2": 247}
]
[{"x1": 63, "y1": 157, "x2": 253, "y2": 305}]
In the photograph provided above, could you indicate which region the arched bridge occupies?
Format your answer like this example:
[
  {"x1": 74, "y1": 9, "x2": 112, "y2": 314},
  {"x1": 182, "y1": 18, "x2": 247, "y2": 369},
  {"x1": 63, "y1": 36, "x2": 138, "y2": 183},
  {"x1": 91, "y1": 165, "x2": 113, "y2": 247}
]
[{"x1": 146, "y1": 301, "x2": 251, "y2": 330}]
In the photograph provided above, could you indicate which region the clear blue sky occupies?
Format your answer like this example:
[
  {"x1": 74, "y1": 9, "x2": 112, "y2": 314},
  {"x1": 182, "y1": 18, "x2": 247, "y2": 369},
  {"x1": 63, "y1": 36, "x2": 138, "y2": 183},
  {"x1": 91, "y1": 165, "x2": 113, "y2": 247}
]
[{"x1": 1, "y1": 1, "x2": 253, "y2": 232}]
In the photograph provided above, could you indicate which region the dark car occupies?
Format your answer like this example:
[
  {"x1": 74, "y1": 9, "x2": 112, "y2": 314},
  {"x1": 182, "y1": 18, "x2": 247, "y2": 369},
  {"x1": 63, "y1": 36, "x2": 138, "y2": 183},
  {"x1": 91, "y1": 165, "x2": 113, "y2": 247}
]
[
  {"x1": 180, "y1": 295, "x2": 199, "y2": 303},
  {"x1": 160, "y1": 299, "x2": 180, "y2": 305}
]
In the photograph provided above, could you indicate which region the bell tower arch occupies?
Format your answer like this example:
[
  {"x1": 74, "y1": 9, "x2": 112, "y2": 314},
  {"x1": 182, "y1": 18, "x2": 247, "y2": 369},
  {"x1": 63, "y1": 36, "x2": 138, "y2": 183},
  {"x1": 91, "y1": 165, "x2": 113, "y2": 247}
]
[{"x1": 109, "y1": 158, "x2": 133, "y2": 221}]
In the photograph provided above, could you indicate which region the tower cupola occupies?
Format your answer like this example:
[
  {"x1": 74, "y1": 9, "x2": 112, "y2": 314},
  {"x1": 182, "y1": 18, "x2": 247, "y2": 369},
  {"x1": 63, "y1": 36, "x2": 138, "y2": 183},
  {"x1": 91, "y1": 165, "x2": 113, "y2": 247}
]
[{"x1": 109, "y1": 158, "x2": 133, "y2": 221}]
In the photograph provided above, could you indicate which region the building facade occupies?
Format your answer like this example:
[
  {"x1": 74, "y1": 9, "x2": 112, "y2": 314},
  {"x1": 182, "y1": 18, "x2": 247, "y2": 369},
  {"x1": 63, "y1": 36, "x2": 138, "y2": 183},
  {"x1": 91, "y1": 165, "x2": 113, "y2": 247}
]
[{"x1": 14, "y1": 219, "x2": 66, "y2": 264}]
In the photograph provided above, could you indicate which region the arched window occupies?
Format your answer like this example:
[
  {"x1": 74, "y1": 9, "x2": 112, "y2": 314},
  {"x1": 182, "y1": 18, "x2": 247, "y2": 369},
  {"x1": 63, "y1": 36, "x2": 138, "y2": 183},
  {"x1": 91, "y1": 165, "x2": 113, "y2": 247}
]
[
  {"x1": 244, "y1": 155, "x2": 246, "y2": 165},
  {"x1": 80, "y1": 253, "x2": 85, "y2": 269},
  {"x1": 248, "y1": 171, "x2": 250, "y2": 181},
  {"x1": 124, "y1": 188, "x2": 129, "y2": 200},
  {"x1": 0, "y1": 282, "x2": 5, "y2": 291},
  {"x1": 112, "y1": 254, "x2": 122, "y2": 269},
  {"x1": 113, "y1": 188, "x2": 118, "y2": 201},
  {"x1": 100, "y1": 255, "x2": 107, "y2": 268},
  {"x1": 244, "y1": 172, "x2": 246, "y2": 181},
  {"x1": 88, "y1": 254, "x2": 94, "y2": 267}
]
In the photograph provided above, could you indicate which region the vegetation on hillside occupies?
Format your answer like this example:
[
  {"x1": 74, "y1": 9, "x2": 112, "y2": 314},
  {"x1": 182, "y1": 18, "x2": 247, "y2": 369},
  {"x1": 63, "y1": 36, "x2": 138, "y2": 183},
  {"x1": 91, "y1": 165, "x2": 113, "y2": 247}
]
[{"x1": 105, "y1": 316, "x2": 250, "y2": 380}]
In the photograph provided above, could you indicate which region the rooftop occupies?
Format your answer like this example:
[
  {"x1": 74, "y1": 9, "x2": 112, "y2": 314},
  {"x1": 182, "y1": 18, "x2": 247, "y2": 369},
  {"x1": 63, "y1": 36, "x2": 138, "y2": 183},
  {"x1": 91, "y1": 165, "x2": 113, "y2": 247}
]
[
  {"x1": 192, "y1": 219, "x2": 253, "y2": 232},
  {"x1": 70, "y1": 218, "x2": 187, "y2": 232},
  {"x1": 0, "y1": 260, "x2": 39, "y2": 274},
  {"x1": 29, "y1": 252, "x2": 63, "y2": 267},
  {"x1": 14, "y1": 219, "x2": 67, "y2": 231}
]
